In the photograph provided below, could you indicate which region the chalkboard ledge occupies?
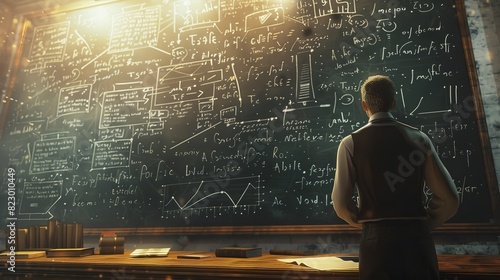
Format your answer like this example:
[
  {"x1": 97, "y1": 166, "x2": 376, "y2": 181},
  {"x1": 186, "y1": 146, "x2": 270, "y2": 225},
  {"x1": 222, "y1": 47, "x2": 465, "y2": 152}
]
[{"x1": 82, "y1": 223, "x2": 500, "y2": 236}]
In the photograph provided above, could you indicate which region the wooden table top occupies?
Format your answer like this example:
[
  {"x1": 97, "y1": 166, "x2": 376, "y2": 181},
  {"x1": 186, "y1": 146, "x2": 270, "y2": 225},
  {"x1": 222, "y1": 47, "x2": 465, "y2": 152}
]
[{"x1": 3, "y1": 250, "x2": 500, "y2": 279}]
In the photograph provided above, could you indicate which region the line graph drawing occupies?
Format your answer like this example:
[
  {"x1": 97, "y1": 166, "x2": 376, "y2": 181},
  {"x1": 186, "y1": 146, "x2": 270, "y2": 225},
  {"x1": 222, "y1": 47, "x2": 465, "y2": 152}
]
[
  {"x1": 162, "y1": 176, "x2": 261, "y2": 216},
  {"x1": 408, "y1": 85, "x2": 457, "y2": 115}
]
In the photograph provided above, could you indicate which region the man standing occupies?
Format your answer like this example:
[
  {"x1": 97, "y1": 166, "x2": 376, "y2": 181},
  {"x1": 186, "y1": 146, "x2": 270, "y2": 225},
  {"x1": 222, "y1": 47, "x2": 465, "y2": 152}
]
[{"x1": 332, "y1": 75, "x2": 459, "y2": 279}]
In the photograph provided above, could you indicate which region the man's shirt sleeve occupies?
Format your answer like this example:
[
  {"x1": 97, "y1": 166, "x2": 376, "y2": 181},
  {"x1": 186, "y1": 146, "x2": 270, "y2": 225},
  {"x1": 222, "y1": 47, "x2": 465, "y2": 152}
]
[
  {"x1": 420, "y1": 132, "x2": 460, "y2": 229},
  {"x1": 332, "y1": 136, "x2": 362, "y2": 228}
]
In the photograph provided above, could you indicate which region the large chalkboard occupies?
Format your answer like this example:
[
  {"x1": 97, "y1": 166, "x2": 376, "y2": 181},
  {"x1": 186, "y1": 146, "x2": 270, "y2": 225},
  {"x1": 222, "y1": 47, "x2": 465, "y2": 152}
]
[{"x1": 1, "y1": 0, "x2": 498, "y2": 233}]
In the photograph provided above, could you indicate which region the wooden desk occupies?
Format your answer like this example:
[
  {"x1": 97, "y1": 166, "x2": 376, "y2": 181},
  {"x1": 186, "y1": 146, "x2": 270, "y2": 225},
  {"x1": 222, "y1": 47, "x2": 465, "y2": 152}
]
[{"x1": 2, "y1": 251, "x2": 500, "y2": 279}]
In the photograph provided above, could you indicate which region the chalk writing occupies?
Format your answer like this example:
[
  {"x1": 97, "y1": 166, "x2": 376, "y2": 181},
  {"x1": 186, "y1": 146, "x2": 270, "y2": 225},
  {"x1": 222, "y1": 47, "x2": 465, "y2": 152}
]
[{"x1": 0, "y1": 0, "x2": 494, "y2": 228}]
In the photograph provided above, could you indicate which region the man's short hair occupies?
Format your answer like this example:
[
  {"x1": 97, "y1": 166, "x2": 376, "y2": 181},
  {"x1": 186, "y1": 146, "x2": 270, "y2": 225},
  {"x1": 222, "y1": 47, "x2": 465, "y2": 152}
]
[{"x1": 361, "y1": 75, "x2": 396, "y2": 113}]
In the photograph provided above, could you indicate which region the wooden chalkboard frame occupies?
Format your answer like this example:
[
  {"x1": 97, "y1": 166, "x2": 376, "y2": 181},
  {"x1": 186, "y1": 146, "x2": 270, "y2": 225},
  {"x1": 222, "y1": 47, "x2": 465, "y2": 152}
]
[
  {"x1": 455, "y1": 0, "x2": 500, "y2": 226},
  {"x1": 1, "y1": 0, "x2": 499, "y2": 235}
]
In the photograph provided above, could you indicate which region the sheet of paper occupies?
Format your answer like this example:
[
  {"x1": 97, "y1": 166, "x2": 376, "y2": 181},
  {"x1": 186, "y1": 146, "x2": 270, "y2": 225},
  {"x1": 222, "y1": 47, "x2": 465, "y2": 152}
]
[{"x1": 278, "y1": 256, "x2": 359, "y2": 271}]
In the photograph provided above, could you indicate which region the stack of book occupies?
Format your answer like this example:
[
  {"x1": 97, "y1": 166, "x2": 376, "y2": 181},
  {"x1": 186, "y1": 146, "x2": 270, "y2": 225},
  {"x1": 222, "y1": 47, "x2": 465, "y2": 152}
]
[
  {"x1": 6, "y1": 220, "x2": 84, "y2": 250},
  {"x1": 99, "y1": 232, "x2": 125, "y2": 254},
  {"x1": 56, "y1": 222, "x2": 84, "y2": 248}
]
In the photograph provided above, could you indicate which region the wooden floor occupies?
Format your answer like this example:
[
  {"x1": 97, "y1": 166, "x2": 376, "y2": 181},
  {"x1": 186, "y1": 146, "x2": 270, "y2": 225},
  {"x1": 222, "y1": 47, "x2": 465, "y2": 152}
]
[{"x1": 2, "y1": 250, "x2": 500, "y2": 279}]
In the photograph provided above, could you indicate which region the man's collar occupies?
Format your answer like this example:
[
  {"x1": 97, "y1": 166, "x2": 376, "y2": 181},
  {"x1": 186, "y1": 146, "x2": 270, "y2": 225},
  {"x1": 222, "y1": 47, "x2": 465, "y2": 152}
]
[{"x1": 369, "y1": 112, "x2": 394, "y2": 122}]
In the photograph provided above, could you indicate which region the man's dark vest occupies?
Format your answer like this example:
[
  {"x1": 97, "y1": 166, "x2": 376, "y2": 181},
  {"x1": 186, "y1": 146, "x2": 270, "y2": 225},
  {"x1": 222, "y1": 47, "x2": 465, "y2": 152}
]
[{"x1": 351, "y1": 119, "x2": 428, "y2": 221}]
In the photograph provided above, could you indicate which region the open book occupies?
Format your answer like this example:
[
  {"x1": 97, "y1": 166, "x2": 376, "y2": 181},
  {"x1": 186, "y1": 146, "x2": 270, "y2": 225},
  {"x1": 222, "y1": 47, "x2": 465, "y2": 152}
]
[
  {"x1": 130, "y1": 248, "x2": 171, "y2": 257},
  {"x1": 278, "y1": 256, "x2": 358, "y2": 271}
]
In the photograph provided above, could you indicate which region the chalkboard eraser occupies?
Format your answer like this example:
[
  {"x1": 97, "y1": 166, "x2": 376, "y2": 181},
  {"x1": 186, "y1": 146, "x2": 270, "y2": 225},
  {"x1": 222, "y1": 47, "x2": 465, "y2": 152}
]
[{"x1": 269, "y1": 249, "x2": 318, "y2": 256}]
